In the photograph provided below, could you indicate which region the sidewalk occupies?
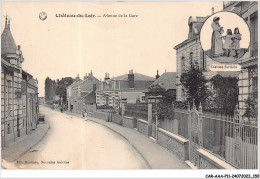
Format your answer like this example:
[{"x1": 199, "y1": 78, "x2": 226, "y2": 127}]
[
  {"x1": 65, "y1": 111, "x2": 189, "y2": 169},
  {"x1": 1, "y1": 122, "x2": 50, "y2": 163}
]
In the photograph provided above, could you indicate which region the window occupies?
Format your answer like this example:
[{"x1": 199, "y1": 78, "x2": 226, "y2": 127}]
[
  {"x1": 142, "y1": 96, "x2": 145, "y2": 101},
  {"x1": 250, "y1": 13, "x2": 258, "y2": 57},
  {"x1": 181, "y1": 57, "x2": 185, "y2": 72},
  {"x1": 200, "y1": 51, "x2": 206, "y2": 70},
  {"x1": 7, "y1": 123, "x2": 10, "y2": 134},
  {"x1": 189, "y1": 52, "x2": 193, "y2": 64},
  {"x1": 252, "y1": 76, "x2": 258, "y2": 92}
]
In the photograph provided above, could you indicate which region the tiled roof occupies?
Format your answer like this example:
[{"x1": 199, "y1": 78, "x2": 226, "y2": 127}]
[
  {"x1": 112, "y1": 73, "x2": 155, "y2": 81},
  {"x1": 150, "y1": 72, "x2": 176, "y2": 91},
  {"x1": 67, "y1": 80, "x2": 83, "y2": 88},
  {"x1": 78, "y1": 75, "x2": 100, "y2": 91},
  {"x1": 83, "y1": 91, "x2": 96, "y2": 104},
  {"x1": 1, "y1": 26, "x2": 17, "y2": 55},
  {"x1": 119, "y1": 80, "x2": 154, "y2": 90}
]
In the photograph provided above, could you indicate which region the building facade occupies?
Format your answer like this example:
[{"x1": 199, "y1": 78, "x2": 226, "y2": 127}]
[
  {"x1": 96, "y1": 70, "x2": 155, "y2": 110},
  {"x1": 67, "y1": 72, "x2": 99, "y2": 113},
  {"x1": 22, "y1": 71, "x2": 39, "y2": 132},
  {"x1": 1, "y1": 17, "x2": 38, "y2": 147},
  {"x1": 223, "y1": 1, "x2": 258, "y2": 119}
]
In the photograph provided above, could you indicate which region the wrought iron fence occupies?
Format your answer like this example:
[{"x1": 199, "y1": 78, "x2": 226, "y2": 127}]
[
  {"x1": 202, "y1": 113, "x2": 258, "y2": 169},
  {"x1": 175, "y1": 109, "x2": 189, "y2": 139},
  {"x1": 123, "y1": 102, "x2": 258, "y2": 169}
]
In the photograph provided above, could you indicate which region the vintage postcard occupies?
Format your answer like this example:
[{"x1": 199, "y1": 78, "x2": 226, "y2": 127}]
[{"x1": 0, "y1": 0, "x2": 259, "y2": 177}]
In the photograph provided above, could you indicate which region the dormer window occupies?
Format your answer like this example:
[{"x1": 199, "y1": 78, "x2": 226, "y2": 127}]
[
  {"x1": 189, "y1": 23, "x2": 193, "y2": 33},
  {"x1": 188, "y1": 22, "x2": 193, "y2": 38}
]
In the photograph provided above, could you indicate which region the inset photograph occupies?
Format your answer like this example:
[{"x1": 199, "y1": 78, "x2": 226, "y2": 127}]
[{"x1": 200, "y1": 11, "x2": 250, "y2": 63}]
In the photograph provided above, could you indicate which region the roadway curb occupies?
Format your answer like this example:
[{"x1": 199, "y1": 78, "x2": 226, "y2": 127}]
[
  {"x1": 88, "y1": 118, "x2": 152, "y2": 169},
  {"x1": 11, "y1": 123, "x2": 50, "y2": 163}
]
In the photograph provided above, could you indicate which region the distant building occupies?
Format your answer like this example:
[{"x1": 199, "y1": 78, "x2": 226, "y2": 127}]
[
  {"x1": 223, "y1": 1, "x2": 258, "y2": 117},
  {"x1": 1, "y1": 17, "x2": 38, "y2": 147},
  {"x1": 96, "y1": 70, "x2": 155, "y2": 109},
  {"x1": 22, "y1": 71, "x2": 39, "y2": 131},
  {"x1": 67, "y1": 72, "x2": 99, "y2": 113},
  {"x1": 145, "y1": 71, "x2": 177, "y2": 101}
]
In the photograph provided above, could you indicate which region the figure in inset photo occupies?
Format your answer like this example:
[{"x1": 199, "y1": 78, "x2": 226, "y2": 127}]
[
  {"x1": 223, "y1": 29, "x2": 233, "y2": 57},
  {"x1": 211, "y1": 17, "x2": 224, "y2": 58},
  {"x1": 200, "y1": 11, "x2": 250, "y2": 63},
  {"x1": 232, "y1": 27, "x2": 242, "y2": 58}
]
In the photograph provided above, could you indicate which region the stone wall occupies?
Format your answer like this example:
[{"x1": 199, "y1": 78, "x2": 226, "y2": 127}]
[
  {"x1": 196, "y1": 149, "x2": 236, "y2": 169},
  {"x1": 157, "y1": 128, "x2": 189, "y2": 161},
  {"x1": 93, "y1": 111, "x2": 109, "y2": 121},
  {"x1": 122, "y1": 116, "x2": 136, "y2": 128},
  {"x1": 111, "y1": 113, "x2": 122, "y2": 125},
  {"x1": 137, "y1": 119, "x2": 148, "y2": 137}
]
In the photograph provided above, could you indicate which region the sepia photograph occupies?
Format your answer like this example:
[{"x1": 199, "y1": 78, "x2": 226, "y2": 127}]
[
  {"x1": 200, "y1": 11, "x2": 250, "y2": 63},
  {"x1": 0, "y1": 1, "x2": 259, "y2": 178}
]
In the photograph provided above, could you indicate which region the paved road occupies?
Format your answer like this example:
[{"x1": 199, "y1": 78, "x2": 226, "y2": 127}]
[{"x1": 14, "y1": 106, "x2": 148, "y2": 169}]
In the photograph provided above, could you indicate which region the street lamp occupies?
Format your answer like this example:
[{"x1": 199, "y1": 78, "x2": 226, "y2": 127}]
[{"x1": 147, "y1": 95, "x2": 163, "y2": 141}]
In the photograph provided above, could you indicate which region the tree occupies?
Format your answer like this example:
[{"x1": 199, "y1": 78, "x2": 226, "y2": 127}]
[
  {"x1": 147, "y1": 84, "x2": 175, "y2": 120},
  {"x1": 56, "y1": 77, "x2": 74, "y2": 104},
  {"x1": 244, "y1": 90, "x2": 258, "y2": 120},
  {"x1": 180, "y1": 62, "x2": 208, "y2": 108},
  {"x1": 45, "y1": 77, "x2": 57, "y2": 102},
  {"x1": 209, "y1": 74, "x2": 239, "y2": 116}
]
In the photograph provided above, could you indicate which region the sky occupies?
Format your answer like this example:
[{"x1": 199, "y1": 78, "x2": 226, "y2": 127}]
[{"x1": 1, "y1": 1, "x2": 223, "y2": 97}]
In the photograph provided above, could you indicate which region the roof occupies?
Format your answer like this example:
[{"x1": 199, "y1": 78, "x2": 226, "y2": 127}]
[
  {"x1": 150, "y1": 72, "x2": 176, "y2": 91},
  {"x1": 1, "y1": 58, "x2": 19, "y2": 72},
  {"x1": 1, "y1": 24, "x2": 17, "y2": 55},
  {"x1": 82, "y1": 91, "x2": 96, "y2": 104},
  {"x1": 112, "y1": 72, "x2": 155, "y2": 81},
  {"x1": 119, "y1": 80, "x2": 154, "y2": 90},
  {"x1": 28, "y1": 78, "x2": 38, "y2": 88},
  {"x1": 67, "y1": 79, "x2": 83, "y2": 89},
  {"x1": 174, "y1": 15, "x2": 207, "y2": 50},
  {"x1": 77, "y1": 75, "x2": 100, "y2": 91}
]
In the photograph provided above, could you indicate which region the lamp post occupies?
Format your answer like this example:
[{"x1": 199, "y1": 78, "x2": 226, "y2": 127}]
[{"x1": 147, "y1": 95, "x2": 163, "y2": 141}]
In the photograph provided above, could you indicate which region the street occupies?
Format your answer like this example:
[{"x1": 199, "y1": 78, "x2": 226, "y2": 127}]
[{"x1": 14, "y1": 106, "x2": 148, "y2": 169}]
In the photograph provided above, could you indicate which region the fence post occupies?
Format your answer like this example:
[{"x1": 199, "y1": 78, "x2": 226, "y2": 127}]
[
  {"x1": 188, "y1": 102, "x2": 191, "y2": 160},
  {"x1": 198, "y1": 102, "x2": 203, "y2": 147},
  {"x1": 121, "y1": 102, "x2": 125, "y2": 116},
  {"x1": 148, "y1": 103, "x2": 152, "y2": 137}
]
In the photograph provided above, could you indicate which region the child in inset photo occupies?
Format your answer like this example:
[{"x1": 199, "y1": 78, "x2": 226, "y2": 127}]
[
  {"x1": 223, "y1": 29, "x2": 233, "y2": 57},
  {"x1": 232, "y1": 27, "x2": 242, "y2": 58}
]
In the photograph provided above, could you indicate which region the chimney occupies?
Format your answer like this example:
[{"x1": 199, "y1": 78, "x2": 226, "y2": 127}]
[
  {"x1": 156, "y1": 70, "x2": 160, "y2": 79},
  {"x1": 93, "y1": 84, "x2": 97, "y2": 91},
  {"x1": 89, "y1": 70, "x2": 93, "y2": 76},
  {"x1": 84, "y1": 73, "x2": 88, "y2": 80},
  {"x1": 8, "y1": 18, "x2": 10, "y2": 29},
  {"x1": 17, "y1": 45, "x2": 21, "y2": 50},
  {"x1": 5, "y1": 15, "x2": 8, "y2": 29},
  {"x1": 105, "y1": 73, "x2": 110, "y2": 80},
  {"x1": 128, "y1": 69, "x2": 134, "y2": 88},
  {"x1": 212, "y1": 7, "x2": 214, "y2": 15},
  {"x1": 75, "y1": 74, "x2": 80, "y2": 81}
]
